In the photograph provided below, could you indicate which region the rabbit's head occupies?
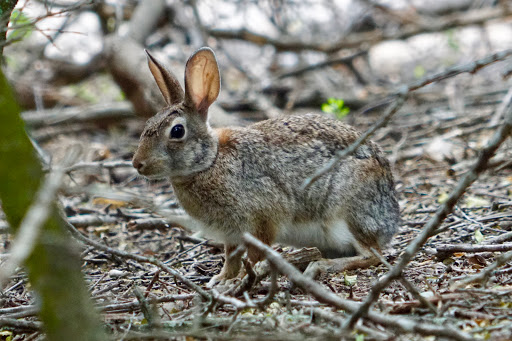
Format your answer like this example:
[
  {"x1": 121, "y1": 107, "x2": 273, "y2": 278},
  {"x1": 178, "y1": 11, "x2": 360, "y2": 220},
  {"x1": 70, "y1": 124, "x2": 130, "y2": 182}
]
[{"x1": 133, "y1": 48, "x2": 221, "y2": 179}]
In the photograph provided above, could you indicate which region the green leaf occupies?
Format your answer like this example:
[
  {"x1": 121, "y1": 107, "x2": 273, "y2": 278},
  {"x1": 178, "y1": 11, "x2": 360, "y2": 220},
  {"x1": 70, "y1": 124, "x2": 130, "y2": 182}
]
[
  {"x1": 321, "y1": 97, "x2": 350, "y2": 118},
  {"x1": 322, "y1": 103, "x2": 334, "y2": 113}
]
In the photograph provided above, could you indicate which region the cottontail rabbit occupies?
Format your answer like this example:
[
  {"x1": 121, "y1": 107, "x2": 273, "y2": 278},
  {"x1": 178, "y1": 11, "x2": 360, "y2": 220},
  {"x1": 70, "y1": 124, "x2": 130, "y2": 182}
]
[{"x1": 133, "y1": 47, "x2": 400, "y2": 284}]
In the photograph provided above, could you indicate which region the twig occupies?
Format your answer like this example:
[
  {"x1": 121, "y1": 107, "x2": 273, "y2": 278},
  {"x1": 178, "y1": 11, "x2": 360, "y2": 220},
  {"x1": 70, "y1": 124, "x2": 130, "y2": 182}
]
[
  {"x1": 342, "y1": 85, "x2": 512, "y2": 329},
  {"x1": 242, "y1": 233, "x2": 473, "y2": 341},
  {"x1": 302, "y1": 94, "x2": 406, "y2": 189},
  {"x1": 0, "y1": 318, "x2": 42, "y2": 331},
  {"x1": 21, "y1": 102, "x2": 134, "y2": 128},
  {"x1": 397, "y1": 49, "x2": 512, "y2": 96},
  {"x1": 275, "y1": 50, "x2": 367, "y2": 79},
  {"x1": 436, "y1": 243, "x2": 512, "y2": 253},
  {"x1": 489, "y1": 86, "x2": 512, "y2": 126},
  {"x1": 134, "y1": 287, "x2": 160, "y2": 328},
  {"x1": 100, "y1": 294, "x2": 195, "y2": 313},
  {"x1": 483, "y1": 231, "x2": 512, "y2": 245},
  {"x1": 0, "y1": 146, "x2": 81, "y2": 288},
  {"x1": 63, "y1": 159, "x2": 134, "y2": 173}
]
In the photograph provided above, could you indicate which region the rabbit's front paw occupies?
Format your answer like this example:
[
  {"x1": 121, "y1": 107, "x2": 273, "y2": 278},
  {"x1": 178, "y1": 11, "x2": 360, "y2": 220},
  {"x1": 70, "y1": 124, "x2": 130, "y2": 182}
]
[
  {"x1": 206, "y1": 273, "x2": 226, "y2": 288},
  {"x1": 206, "y1": 273, "x2": 241, "y2": 290}
]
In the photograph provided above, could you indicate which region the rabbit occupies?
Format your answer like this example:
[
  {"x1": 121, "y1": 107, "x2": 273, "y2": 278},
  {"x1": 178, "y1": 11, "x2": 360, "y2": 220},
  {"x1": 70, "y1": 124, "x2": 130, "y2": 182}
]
[{"x1": 132, "y1": 47, "x2": 400, "y2": 285}]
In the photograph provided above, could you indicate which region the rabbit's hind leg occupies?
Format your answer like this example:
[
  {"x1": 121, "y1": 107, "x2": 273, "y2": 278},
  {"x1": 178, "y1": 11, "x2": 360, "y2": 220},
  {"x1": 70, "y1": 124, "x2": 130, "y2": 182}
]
[
  {"x1": 303, "y1": 254, "x2": 380, "y2": 279},
  {"x1": 303, "y1": 220, "x2": 381, "y2": 278}
]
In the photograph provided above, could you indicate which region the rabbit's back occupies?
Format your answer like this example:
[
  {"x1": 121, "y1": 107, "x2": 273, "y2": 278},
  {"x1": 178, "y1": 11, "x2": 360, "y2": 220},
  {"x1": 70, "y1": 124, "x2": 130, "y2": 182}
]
[{"x1": 171, "y1": 113, "x2": 399, "y2": 254}]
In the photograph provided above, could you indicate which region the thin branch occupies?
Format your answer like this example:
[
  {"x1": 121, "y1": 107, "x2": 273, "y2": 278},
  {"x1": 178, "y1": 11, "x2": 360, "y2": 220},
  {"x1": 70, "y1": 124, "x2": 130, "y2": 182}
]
[
  {"x1": 396, "y1": 49, "x2": 512, "y2": 96},
  {"x1": 489, "y1": 86, "x2": 512, "y2": 126},
  {"x1": 207, "y1": 6, "x2": 511, "y2": 53},
  {"x1": 21, "y1": 102, "x2": 134, "y2": 128},
  {"x1": 436, "y1": 243, "x2": 512, "y2": 253},
  {"x1": 275, "y1": 50, "x2": 367, "y2": 79},
  {"x1": 65, "y1": 217, "x2": 255, "y2": 311},
  {"x1": 370, "y1": 248, "x2": 437, "y2": 315},
  {"x1": 62, "y1": 159, "x2": 134, "y2": 173},
  {"x1": 0, "y1": 318, "x2": 42, "y2": 332}
]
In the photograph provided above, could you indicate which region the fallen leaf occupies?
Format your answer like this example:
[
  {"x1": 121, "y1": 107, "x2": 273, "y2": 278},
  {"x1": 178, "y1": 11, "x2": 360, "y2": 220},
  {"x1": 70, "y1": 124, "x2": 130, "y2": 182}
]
[
  {"x1": 465, "y1": 196, "x2": 491, "y2": 208},
  {"x1": 468, "y1": 254, "x2": 486, "y2": 268},
  {"x1": 438, "y1": 192, "x2": 449, "y2": 204},
  {"x1": 92, "y1": 197, "x2": 129, "y2": 209},
  {"x1": 474, "y1": 229, "x2": 484, "y2": 244},
  {"x1": 344, "y1": 273, "x2": 358, "y2": 286}
]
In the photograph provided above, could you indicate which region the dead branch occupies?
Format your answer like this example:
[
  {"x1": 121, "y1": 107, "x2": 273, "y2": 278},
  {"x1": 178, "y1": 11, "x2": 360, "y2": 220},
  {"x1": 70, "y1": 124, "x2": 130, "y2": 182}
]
[
  {"x1": 312, "y1": 308, "x2": 390, "y2": 340},
  {"x1": 384, "y1": 293, "x2": 467, "y2": 314},
  {"x1": 342, "y1": 85, "x2": 512, "y2": 329},
  {"x1": 0, "y1": 318, "x2": 42, "y2": 332},
  {"x1": 371, "y1": 248, "x2": 437, "y2": 314},
  {"x1": 396, "y1": 49, "x2": 512, "y2": 96},
  {"x1": 275, "y1": 50, "x2": 368, "y2": 79},
  {"x1": 22, "y1": 102, "x2": 134, "y2": 128},
  {"x1": 489, "y1": 87, "x2": 512, "y2": 126},
  {"x1": 64, "y1": 217, "x2": 264, "y2": 313},
  {"x1": 63, "y1": 159, "x2": 134, "y2": 173},
  {"x1": 67, "y1": 214, "x2": 118, "y2": 228},
  {"x1": 207, "y1": 6, "x2": 510, "y2": 53},
  {"x1": 436, "y1": 243, "x2": 512, "y2": 254},
  {"x1": 126, "y1": 0, "x2": 166, "y2": 45}
]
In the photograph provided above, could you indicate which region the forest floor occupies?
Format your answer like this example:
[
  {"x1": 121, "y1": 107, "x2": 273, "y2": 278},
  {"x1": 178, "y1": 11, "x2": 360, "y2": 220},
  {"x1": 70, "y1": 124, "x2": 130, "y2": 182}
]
[{"x1": 1, "y1": 76, "x2": 512, "y2": 341}]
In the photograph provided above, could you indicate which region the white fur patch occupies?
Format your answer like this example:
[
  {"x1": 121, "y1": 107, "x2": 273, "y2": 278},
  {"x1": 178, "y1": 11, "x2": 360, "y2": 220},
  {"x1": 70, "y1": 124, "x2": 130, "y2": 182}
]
[{"x1": 276, "y1": 219, "x2": 357, "y2": 252}]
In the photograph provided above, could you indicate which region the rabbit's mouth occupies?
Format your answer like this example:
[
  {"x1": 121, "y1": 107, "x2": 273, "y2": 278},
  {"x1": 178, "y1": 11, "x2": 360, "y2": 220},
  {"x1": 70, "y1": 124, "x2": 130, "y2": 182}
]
[
  {"x1": 136, "y1": 165, "x2": 167, "y2": 180},
  {"x1": 133, "y1": 157, "x2": 167, "y2": 180},
  {"x1": 141, "y1": 172, "x2": 167, "y2": 181}
]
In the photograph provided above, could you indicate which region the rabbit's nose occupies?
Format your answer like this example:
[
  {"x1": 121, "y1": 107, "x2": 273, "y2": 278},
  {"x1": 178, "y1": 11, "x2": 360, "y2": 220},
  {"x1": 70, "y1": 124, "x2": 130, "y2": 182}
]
[{"x1": 133, "y1": 158, "x2": 146, "y2": 173}]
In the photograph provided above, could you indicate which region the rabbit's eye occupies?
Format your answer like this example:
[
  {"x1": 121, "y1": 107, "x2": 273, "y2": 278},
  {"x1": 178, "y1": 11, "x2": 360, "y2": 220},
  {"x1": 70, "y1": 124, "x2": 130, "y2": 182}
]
[{"x1": 170, "y1": 124, "x2": 185, "y2": 139}]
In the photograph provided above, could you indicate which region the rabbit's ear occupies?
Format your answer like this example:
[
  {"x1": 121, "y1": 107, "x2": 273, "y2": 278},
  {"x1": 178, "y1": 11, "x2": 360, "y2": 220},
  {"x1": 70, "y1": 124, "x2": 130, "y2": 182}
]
[
  {"x1": 145, "y1": 50, "x2": 184, "y2": 106},
  {"x1": 184, "y1": 47, "x2": 220, "y2": 120}
]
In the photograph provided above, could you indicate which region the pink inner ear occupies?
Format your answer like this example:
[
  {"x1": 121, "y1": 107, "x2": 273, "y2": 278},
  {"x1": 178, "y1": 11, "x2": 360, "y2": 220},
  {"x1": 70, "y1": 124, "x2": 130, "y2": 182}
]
[{"x1": 185, "y1": 49, "x2": 220, "y2": 117}]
